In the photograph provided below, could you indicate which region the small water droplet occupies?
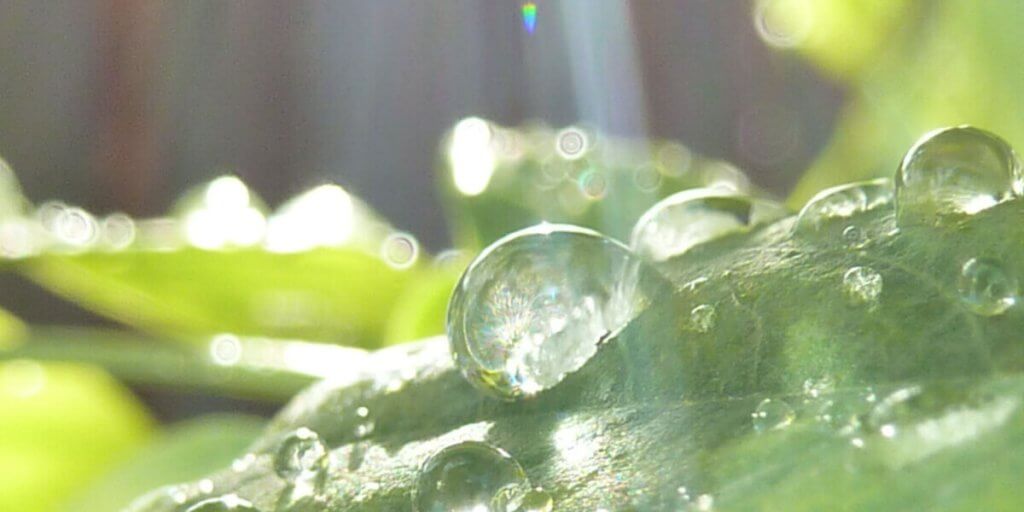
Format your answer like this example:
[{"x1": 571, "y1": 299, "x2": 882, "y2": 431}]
[
  {"x1": 448, "y1": 224, "x2": 654, "y2": 400},
  {"x1": 794, "y1": 179, "x2": 893, "y2": 240},
  {"x1": 185, "y1": 494, "x2": 259, "y2": 512},
  {"x1": 689, "y1": 304, "x2": 717, "y2": 333},
  {"x1": 633, "y1": 164, "x2": 662, "y2": 192},
  {"x1": 101, "y1": 213, "x2": 136, "y2": 250},
  {"x1": 514, "y1": 488, "x2": 553, "y2": 512},
  {"x1": 843, "y1": 266, "x2": 883, "y2": 305},
  {"x1": 413, "y1": 441, "x2": 528, "y2": 512},
  {"x1": 231, "y1": 453, "x2": 256, "y2": 472},
  {"x1": 867, "y1": 386, "x2": 923, "y2": 431},
  {"x1": 752, "y1": 398, "x2": 796, "y2": 432},
  {"x1": 958, "y1": 258, "x2": 1018, "y2": 316},
  {"x1": 895, "y1": 126, "x2": 1022, "y2": 223},
  {"x1": 274, "y1": 428, "x2": 328, "y2": 480},
  {"x1": 630, "y1": 188, "x2": 787, "y2": 262}
]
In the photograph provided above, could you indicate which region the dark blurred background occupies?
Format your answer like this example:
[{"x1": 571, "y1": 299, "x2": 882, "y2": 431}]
[{"x1": 0, "y1": 0, "x2": 840, "y2": 254}]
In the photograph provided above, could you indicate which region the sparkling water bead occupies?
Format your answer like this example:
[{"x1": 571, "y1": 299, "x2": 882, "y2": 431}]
[
  {"x1": 794, "y1": 179, "x2": 893, "y2": 238},
  {"x1": 843, "y1": 266, "x2": 883, "y2": 305},
  {"x1": 895, "y1": 126, "x2": 1022, "y2": 223},
  {"x1": 273, "y1": 428, "x2": 328, "y2": 480},
  {"x1": 751, "y1": 398, "x2": 795, "y2": 432},
  {"x1": 413, "y1": 441, "x2": 528, "y2": 512},
  {"x1": 958, "y1": 258, "x2": 1018, "y2": 316},
  {"x1": 185, "y1": 495, "x2": 259, "y2": 512},
  {"x1": 448, "y1": 224, "x2": 648, "y2": 400},
  {"x1": 630, "y1": 188, "x2": 787, "y2": 262}
]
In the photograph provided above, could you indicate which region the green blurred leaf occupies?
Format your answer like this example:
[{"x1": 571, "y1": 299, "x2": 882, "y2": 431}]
[
  {"x1": 128, "y1": 179, "x2": 1024, "y2": 510},
  {"x1": 65, "y1": 414, "x2": 264, "y2": 512},
  {"x1": 788, "y1": 2, "x2": 1024, "y2": 206},
  {"x1": 383, "y1": 265, "x2": 461, "y2": 345},
  {"x1": 0, "y1": 360, "x2": 153, "y2": 512},
  {"x1": 23, "y1": 247, "x2": 414, "y2": 346}
]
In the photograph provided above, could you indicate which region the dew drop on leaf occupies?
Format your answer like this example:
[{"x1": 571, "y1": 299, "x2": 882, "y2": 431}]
[
  {"x1": 793, "y1": 178, "x2": 893, "y2": 239},
  {"x1": 843, "y1": 266, "x2": 883, "y2": 305},
  {"x1": 447, "y1": 224, "x2": 652, "y2": 400},
  {"x1": 630, "y1": 188, "x2": 787, "y2": 262},
  {"x1": 413, "y1": 441, "x2": 528, "y2": 512},
  {"x1": 273, "y1": 428, "x2": 328, "y2": 481},
  {"x1": 894, "y1": 126, "x2": 1022, "y2": 223},
  {"x1": 185, "y1": 494, "x2": 259, "y2": 512},
  {"x1": 957, "y1": 257, "x2": 1019, "y2": 316},
  {"x1": 752, "y1": 398, "x2": 796, "y2": 432},
  {"x1": 689, "y1": 304, "x2": 717, "y2": 333},
  {"x1": 513, "y1": 487, "x2": 553, "y2": 512}
]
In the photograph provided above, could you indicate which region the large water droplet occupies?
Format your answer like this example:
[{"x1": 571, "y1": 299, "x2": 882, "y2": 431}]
[
  {"x1": 630, "y1": 188, "x2": 787, "y2": 262},
  {"x1": 413, "y1": 441, "x2": 528, "y2": 512},
  {"x1": 185, "y1": 494, "x2": 259, "y2": 512},
  {"x1": 794, "y1": 179, "x2": 893, "y2": 239},
  {"x1": 448, "y1": 224, "x2": 651, "y2": 400},
  {"x1": 895, "y1": 126, "x2": 1022, "y2": 222},
  {"x1": 843, "y1": 266, "x2": 883, "y2": 305},
  {"x1": 957, "y1": 258, "x2": 1018, "y2": 316},
  {"x1": 752, "y1": 398, "x2": 795, "y2": 432},
  {"x1": 273, "y1": 428, "x2": 328, "y2": 480}
]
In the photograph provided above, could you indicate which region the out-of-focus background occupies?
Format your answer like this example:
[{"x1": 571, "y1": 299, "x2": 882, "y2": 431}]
[{"x1": 5, "y1": 0, "x2": 1024, "y2": 509}]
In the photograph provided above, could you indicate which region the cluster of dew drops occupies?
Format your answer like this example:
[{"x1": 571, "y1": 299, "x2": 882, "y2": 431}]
[{"x1": 167, "y1": 126, "x2": 1024, "y2": 511}]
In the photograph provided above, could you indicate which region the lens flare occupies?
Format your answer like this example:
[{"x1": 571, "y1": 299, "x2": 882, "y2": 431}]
[{"x1": 522, "y1": 2, "x2": 537, "y2": 34}]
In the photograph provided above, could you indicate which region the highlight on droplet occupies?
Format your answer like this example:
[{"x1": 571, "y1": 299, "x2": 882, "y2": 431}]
[{"x1": 522, "y1": 2, "x2": 537, "y2": 34}]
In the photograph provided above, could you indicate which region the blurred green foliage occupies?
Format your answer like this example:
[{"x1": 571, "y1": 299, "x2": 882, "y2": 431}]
[
  {"x1": 0, "y1": 360, "x2": 153, "y2": 511},
  {"x1": 787, "y1": 1, "x2": 1024, "y2": 206}
]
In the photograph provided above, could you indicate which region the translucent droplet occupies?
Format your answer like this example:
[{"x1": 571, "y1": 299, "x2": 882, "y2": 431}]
[
  {"x1": 413, "y1": 441, "x2": 528, "y2": 512},
  {"x1": 101, "y1": 213, "x2": 136, "y2": 250},
  {"x1": 794, "y1": 178, "x2": 893, "y2": 238},
  {"x1": 895, "y1": 126, "x2": 1022, "y2": 223},
  {"x1": 958, "y1": 258, "x2": 1018, "y2": 316},
  {"x1": 630, "y1": 188, "x2": 787, "y2": 262},
  {"x1": 843, "y1": 266, "x2": 883, "y2": 305},
  {"x1": 185, "y1": 494, "x2": 259, "y2": 512},
  {"x1": 274, "y1": 428, "x2": 328, "y2": 480},
  {"x1": 752, "y1": 398, "x2": 795, "y2": 432},
  {"x1": 689, "y1": 304, "x2": 717, "y2": 333},
  {"x1": 448, "y1": 224, "x2": 651, "y2": 400},
  {"x1": 513, "y1": 488, "x2": 553, "y2": 512}
]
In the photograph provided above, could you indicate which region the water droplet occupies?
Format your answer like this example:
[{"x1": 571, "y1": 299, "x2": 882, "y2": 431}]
[
  {"x1": 689, "y1": 304, "x2": 717, "y2": 333},
  {"x1": 513, "y1": 488, "x2": 553, "y2": 512},
  {"x1": 843, "y1": 266, "x2": 883, "y2": 305},
  {"x1": 381, "y1": 232, "x2": 419, "y2": 269},
  {"x1": 794, "y1": 178, "x2": 893, "y2": 238},
  {"x1": 555, "y1": 127, "x2": 588, "y2": 160},
  {"x1": 100, "y1": 213, "x2": 136, "y2": 250},
  {"x1": 840, "y1": 225, "x2": 865, "y2": 247},
  {"x1": 274, "y1": 428, "x2": 328, "y2": 480},
  {"x1": 895, "y1": 126, "x2": 1022, "y2": 223},
  {"x1": 630, "y1": 188, "x2": 787, "y2": 262},
  {"x1": 209, "y1": 334, "x2": 243, "y2": 366},
  {"x1": 185, "y1": 494, "x2": 259, "y2": 512},
  {"x1": 448, "y1": 224, "x2": 652, "y2": 400},
  {"x1": 413, "y1": 441, "x2": 528, "y2": 512},
  {"x1": 752, "y1": 398, "x2": 795, "y2": 432},
  {"x1": 957, "y1": 258, "x2": 1018, "y2": 316},
  {"x1": 231, "y1": 453, "x2": 256, "y2": 472},
  {"x1": 867, "y1": 386, "x2": 923, "y2": 432}
]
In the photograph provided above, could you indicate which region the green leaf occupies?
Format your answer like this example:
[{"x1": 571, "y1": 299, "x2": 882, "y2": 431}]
[
  {"x1": 65, "y1": 414, "x2": 264, "y2": 512},
  {"x1": 126, "y1": 182, "x2": 1024, "y2": 510},
  {"x1": 23, "y1": 247, "x2": 414, "y2": 346},
  {"x1": 787, "y1": 2, "x2": 1024, "y2": 207},
  {"x1": 0, "y1": 360, "x2": 153, "y2": 512}
]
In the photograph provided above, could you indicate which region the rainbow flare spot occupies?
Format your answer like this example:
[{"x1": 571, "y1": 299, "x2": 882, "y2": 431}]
[{"x1": 522, "y1": 2, "x2": 537, "y2": 34}]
